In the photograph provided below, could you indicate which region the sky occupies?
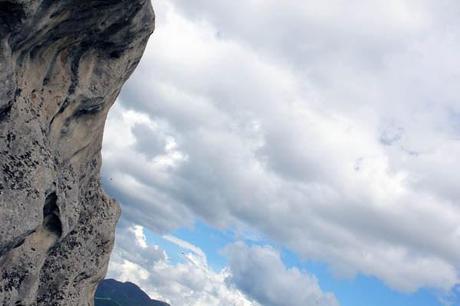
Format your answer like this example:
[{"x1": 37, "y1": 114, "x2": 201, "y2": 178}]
[{"x1": 102, "y1": 0, "x2": 460, "y2": 305}]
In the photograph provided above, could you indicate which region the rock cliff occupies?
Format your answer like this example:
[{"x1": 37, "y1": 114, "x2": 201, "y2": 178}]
[{"x1": 0, "y1": 1, "x2": 154, "y2": 305}]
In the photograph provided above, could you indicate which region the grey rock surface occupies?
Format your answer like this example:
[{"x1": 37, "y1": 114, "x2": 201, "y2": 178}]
[{"x1": 0, "y1": 1, "x2": 154, "y2": 305}]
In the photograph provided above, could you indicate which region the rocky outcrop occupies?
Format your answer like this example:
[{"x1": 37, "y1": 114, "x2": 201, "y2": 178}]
[{"x1": 0, "y1": 1, "x2": 154, "y2": 305}]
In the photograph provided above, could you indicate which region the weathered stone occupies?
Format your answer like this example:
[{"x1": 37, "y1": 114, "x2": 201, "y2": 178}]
[{"x1": 0, "y1": 1, "x2": 154, "y2": 305}]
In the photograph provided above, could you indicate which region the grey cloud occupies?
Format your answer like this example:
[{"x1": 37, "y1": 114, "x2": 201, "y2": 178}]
[
  {"x1": 132, "y1": 123, "x2": 167, "y2": 158},
  {"x1": 225, "y1": 242, "x2": 339, "y2": 306},
  {"x1": 102, "y1": 0, "x2": 460, "y2": 293}
]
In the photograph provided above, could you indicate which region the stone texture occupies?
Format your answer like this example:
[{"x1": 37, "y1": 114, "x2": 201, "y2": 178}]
[{"x1": 0, "y1": 1, "x2": 154, "y2": 305}]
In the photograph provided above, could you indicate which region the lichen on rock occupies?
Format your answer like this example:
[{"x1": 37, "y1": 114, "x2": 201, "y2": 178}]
[{"x1": 0, "y1": 1, "x2": 154, "y2": 305}]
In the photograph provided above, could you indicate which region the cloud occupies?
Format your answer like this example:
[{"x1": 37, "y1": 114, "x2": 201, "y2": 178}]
[
  {"x1": 102, "y1": 0, "x2": 460, "y2": 293},
  {"x1": 110, "y1": 222, "x2": 167, "y2": 271},
  {"x1": 102, "y1": 104, "x2": 192, "y2": 233},
  {"x1": 132, "y1": 123, "x2": 168, "y2": 159},
  {"x1": 440, "y1": 285, "x2": 460, "y2": 306},
  {"x1": 108, "y1": 224, "x2": 258, "y2": 306},
  {"x1": 163, "y1": 234, "x2": 207, "y2": 264},
  {"x1": 108, "y1": 225, "x2": 337, "y2": 306},
  {"x1": 225, "y1": 242, "x2": 339, "y2": 306}
]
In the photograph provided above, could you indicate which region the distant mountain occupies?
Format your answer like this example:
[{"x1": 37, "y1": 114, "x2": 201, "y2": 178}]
[
  {"x1": 94, "y1": 298, "x2": 122, "y2": 306},
  {"x1": 95, "y1": 279, "x2": 170, "y2": 306}
]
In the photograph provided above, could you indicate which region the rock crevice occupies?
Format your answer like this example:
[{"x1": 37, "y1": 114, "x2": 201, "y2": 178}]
[{"x1": 0, "y1": 1, "x2": 154, "y2": 305}]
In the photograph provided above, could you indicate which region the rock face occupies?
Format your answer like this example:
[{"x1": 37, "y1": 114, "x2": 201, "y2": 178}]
[{"x1": 0, "y1": 1, "x2": 154, "y2": 305}]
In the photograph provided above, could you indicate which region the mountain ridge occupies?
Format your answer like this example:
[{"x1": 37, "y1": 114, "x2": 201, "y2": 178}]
[{"x1": 95, "y1": 279, "x2": 170, "y2": 306}]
